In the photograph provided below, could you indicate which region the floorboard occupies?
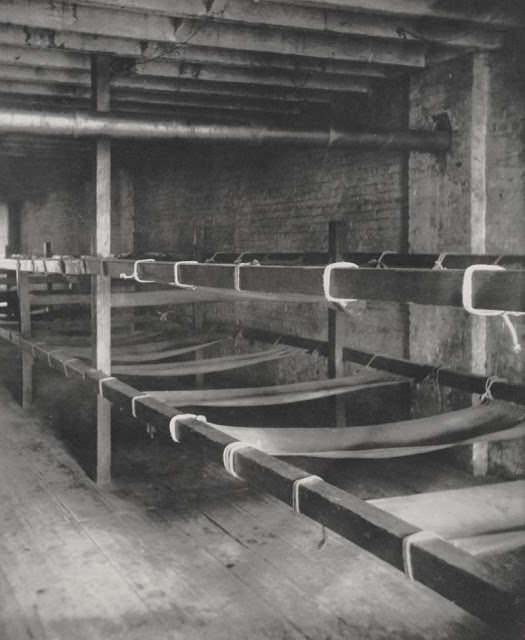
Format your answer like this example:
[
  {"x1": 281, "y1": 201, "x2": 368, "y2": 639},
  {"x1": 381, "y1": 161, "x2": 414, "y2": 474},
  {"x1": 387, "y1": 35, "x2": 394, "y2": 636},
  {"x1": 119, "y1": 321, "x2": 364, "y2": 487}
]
[{"x1": 0, "y1": 344, "x2": 515, "y2": 639}]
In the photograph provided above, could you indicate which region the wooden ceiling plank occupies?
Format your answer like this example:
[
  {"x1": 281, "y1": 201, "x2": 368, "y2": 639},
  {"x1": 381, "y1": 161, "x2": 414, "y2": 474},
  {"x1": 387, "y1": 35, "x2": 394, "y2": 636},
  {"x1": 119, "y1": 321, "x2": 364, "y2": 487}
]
[
  {"x1": 0, "y1": 35, "x2": 390, "y2": 80},
  {"x1": 259, "y1": 0, "x2": 525, "y2": 29},
  {"x1": 134, "y1": 60, "x2": 371, "y2": 93},
  {"x1": 72, "y1": 0, "x2": 506, "y2": 50},
  {"x1": 0, "y1": 65, "x2": 335, "y2": 104},
  {"x1": 0, "y1": 0, "x2": 426, "y2": 66},
  {"x1": 0, "y1": 87, "x2": 304, "y2": 117}
]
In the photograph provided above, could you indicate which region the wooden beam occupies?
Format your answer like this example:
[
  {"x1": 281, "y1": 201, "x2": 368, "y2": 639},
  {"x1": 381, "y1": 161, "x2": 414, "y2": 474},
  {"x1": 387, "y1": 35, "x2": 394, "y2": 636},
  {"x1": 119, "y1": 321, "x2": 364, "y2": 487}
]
[
  {"x1": 75, "y1": 0, "x2": 506, "y2": 49},
  {"x1": 92, "y1": 260, "x2": 525, "y2": 313},
  {"x1": 0, "y1": 64, "x2": 336, "y2": 104},
  {"x1": 134, "y1": 60, "x2": 372, "y2": 93},
  {"x1": 29, "y1": 289, "x2": 231, "y2": 307},
  {"x1": 91, "y1": 54, "x2": 112, "y2": 486},
  {"x1": 0, "y1": 60, "x2": 370, "y2": 95},
  {"x1": 0, "y1": 1, "x2": 426, "y2": 67},
  {"x1": 328, "y1": 220, "x2": 347, "y2": 427},
  {"x1": 260, "y1": 0, "x2": 525, "y2": 28},
  {"x1": 0, "y1": 36, "x2": 391, "y2": 80},
  {"x1": 0, "y1": 85, "x2": 309, "y2": 118}
]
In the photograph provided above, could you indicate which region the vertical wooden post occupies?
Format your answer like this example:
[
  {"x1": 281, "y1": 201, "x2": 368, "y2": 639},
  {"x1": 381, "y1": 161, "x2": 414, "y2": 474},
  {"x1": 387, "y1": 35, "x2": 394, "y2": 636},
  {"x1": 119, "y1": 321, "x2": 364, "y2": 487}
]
[
  {"x1": 470, "y1": 53, "x2": 490, "y2": 477},
  {"x1": 91, "y1": 54, "x2": 112, "y2": 486},
  {"x1": 327, "y1": 220, "x2": 347, "y2": 428},
  {"x1": 192, "y1": 225, "x2": 205, "y2": 387},
  {"x1": 193, "y1": 303, "x2": 205, "y2": 388},
  {"x1": 17, "y1": 268, "x2": 32, "y2": 409}
]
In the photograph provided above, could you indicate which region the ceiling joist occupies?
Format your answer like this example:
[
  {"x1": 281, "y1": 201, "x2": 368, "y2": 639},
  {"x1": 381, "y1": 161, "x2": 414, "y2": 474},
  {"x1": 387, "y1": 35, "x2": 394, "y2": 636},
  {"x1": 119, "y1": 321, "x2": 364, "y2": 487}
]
[
  {"x1": 0, "y1": 1, "x2": 427, "y2": 67},
  {"x1": 259, "y1": 0, "x2": 525, "y2": 28},
  {"x1": 72, "y1": 0, "x2": 506, "y2": 50}
]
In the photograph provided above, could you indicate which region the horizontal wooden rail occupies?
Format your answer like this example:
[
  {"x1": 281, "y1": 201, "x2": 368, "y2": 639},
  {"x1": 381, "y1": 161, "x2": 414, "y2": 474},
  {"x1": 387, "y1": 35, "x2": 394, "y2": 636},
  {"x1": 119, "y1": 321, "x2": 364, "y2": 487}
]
[
  {"x1": 28, "y1": 289, "x2": 231, "y2": 307},
  {"x1": 71, "y1": 257, "x2": 525, "y2": 312},
  {"x1": 205, "y1": 251, "x2": 525, "y2": 269},
  {"x1": 0, "y1": 323, "x2": 519, "y2": 629},
  {"x1": 237, "y1": 327, "x2": 525, "y2": 406},
  {"x1": 2, "y1": 254, "x2": 525, "y2": 311},
  {"x1": 3, "y1": 251, "x2": 525, "y2": 271}
]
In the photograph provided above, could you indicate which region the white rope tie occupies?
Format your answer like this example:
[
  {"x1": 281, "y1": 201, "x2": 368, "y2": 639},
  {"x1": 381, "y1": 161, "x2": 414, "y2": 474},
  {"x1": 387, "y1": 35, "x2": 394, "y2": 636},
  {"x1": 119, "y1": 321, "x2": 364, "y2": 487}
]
[
  {"x1": 47, "y1": 348, "x2": 64, "y2": 367},
  {"x1": 365, "y1": 354, "x2": 378, "y2": 369},
  {"x1": 131, "y1": 393, "x2": 151, "y2": 418},
  {"x1": 62, "y1": 358, "x2": 79, "y2": 378},
  {"x1": 432, "y1": 253, "x2": 448, "y2": 270},
  {"x1": 168, "y1": 413, "x2": 207, "y2": 443},
  {"x1": 479, "y1": 376, "x2": 506, "y2": 403},
  {"x1": 402, "y1": 530, "x2": 442, "y2": 581},
  {"x1": 172, "y1": 261, "x2": 197, "y2": 289},
  {"x1": 462, "y1": 264, "x2": 524, "y2": 354},
  {"x1": 375, "y1": 251, "x2": 394, "y2": 269},
  {"x1": 223, "y1": 442, "x2": 252, "y2": 479},
  {"x1": 292, "y1": 475, "x2": 323, "y2": 514},
  {"x1": 31, "y1": 342, "x2": 46, "y2": 357},
  {"x1": 119, "y1": 259, "x2": 155, "y2": 283},
  {"x1": 323, "y1": 261, "x2": 359, "y2": 311},
  {"x1": 233, "y1": 252, "x2": 247, "y2": 264},
  {"x1": 234, "y1": 262, "x2": 251, "y2": 293},
  {"x1": 98, "y1": 376, "x2": 116, "y2": 398}
]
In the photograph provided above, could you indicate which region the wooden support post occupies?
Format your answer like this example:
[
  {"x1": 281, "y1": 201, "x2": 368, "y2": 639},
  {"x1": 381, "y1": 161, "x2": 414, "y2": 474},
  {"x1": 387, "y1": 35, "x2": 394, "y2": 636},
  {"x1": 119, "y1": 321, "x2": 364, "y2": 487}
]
[
  {"x1": 17, "y1": 269, "x2": 32, "y2": 409},
  {"x1": 328, "y1": 220, "x2": 347, "y2": 428},
  {"x1": 470, "y1": 53, "x2": 490, "y2": 477},
  {"x1": 91, "y1": 54, "x2": 112, "y2": 486},
  {"x1": 193, "y1": 303, "x2": 205, "y2": 389}
]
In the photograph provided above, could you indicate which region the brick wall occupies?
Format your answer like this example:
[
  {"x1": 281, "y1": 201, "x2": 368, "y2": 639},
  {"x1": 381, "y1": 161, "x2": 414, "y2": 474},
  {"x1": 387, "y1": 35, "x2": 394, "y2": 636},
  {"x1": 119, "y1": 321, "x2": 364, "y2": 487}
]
[
  {"x1": 134, "y1": 92, "x2": 409, "y2": 389},
  {"x1": 15, "y1": 156, "x2": 134, "y2": 257},
  {"x1": 19, "y1": 159, "x2": 92, "y2": 256},
  {"x1": 409, "y1": 51, "x2": 525, "y2": 476}
]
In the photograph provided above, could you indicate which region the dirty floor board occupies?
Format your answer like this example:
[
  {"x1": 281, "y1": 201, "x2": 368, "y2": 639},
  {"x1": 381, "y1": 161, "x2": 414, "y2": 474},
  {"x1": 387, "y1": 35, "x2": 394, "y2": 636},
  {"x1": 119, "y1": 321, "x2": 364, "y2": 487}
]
[{"x1": 0, "y1": 382, "x2": 504, "y2": 640}]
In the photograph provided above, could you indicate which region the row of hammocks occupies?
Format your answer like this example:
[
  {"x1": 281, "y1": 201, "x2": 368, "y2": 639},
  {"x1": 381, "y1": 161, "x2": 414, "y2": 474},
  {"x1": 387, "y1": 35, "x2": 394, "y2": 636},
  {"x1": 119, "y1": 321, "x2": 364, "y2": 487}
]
[{"x1": 40, "y1": 330, "x2": 525, "y2": 459}]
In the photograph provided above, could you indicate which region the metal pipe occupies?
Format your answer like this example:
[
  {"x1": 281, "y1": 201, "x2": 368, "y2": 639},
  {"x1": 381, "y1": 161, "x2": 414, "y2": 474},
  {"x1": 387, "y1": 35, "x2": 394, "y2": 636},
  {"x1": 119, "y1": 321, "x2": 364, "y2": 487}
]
[{"x1": 0, "y1": 108, "x2": 451, "y2": 153}]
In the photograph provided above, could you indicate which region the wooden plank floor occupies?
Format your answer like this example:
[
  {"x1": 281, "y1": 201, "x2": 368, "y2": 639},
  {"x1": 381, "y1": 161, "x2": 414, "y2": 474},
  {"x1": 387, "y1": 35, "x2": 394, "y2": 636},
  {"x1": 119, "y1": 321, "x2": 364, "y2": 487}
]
[{"x1": 0, "y1": 367, "x2": 509, "y2": 640}]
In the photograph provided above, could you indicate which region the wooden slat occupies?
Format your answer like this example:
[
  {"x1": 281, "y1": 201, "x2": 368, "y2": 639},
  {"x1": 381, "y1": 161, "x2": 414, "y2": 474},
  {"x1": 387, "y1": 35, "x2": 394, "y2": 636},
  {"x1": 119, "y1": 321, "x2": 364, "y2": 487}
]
[
  {"x1": 369, "y1": 481, "x2": 525, "y2": 539},
  {"x1": 228, "y1": 326, "x2": 525, "y2": 406}
]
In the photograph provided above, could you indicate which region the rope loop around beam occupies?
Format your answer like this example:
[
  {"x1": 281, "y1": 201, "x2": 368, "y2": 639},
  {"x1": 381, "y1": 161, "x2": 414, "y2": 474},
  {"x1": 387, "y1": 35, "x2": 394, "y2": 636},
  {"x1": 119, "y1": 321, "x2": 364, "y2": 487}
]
[
  {"x1": 98, "y1": 376, "x2": 117, "y2": 398},
  {"x1": 323, "y1": 261, "x2": 360, "y2": 312},
  {"x1": 402, "y1": 530, "x2": 443, "y2": 581},
  {"x1": 119, "y1": 259, "x2": 156, "y2": 283},
  {"x1": 223, "y1": 441, "x2": 252, "y2": 479},
  {"x1": 171, "y1": 261, "x2": 197, "y2": 290},
  {"x1": 375, "y1": 251, "x2": 395, "y2": 269},
  {"x1": 479, "y1": 376, "x2": 507, "y2": 404},
  {"x1": 168, "y1": 413, "x2": 207, "y2": 443},
  {"x1": 291, "y1": 475, "x2": 324, "y2": 514},
  {"x1": 462, "y1": 264, "x2": 525, "y2": 354},
  {"x1": 432, "y1": 253, "x2": 448, "y2": 270},
  {"x1": 131, "y1": 393, "x2": 151, "y2": 418}
]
